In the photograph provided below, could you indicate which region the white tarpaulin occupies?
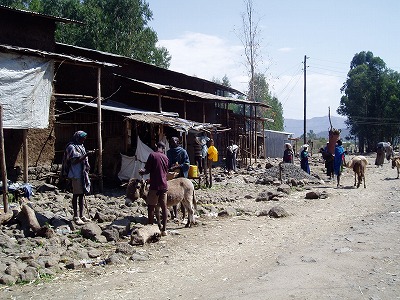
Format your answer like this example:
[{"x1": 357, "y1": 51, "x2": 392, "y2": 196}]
[
  {"x1": 118, "y1": 136, "x2": 170, "y2": 181},
  {"x1": 118, "y1": 137, "x2": 153, "y2": 181},
  {"x1": 0, "y1": 52, "x2": 54, "y2": 129}
]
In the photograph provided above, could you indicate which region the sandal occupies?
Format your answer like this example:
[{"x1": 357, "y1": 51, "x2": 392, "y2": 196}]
[
  {"x1": 81, "y1": 216, "x2": 91, "y2": 222},
  {"x1": 74, "y1": 217, "x2": 85, "y2": 225}
]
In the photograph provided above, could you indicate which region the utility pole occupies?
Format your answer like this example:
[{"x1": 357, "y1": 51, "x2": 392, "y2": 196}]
[{"x1": 303, "y1": 55, "x2": 307, "y2": 145}]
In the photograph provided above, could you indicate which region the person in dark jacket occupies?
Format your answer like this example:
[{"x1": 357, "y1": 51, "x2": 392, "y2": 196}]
[
  {"x1": 167, "y1": 137, "x2": 190, "y2": 219},
  {"x1": 167, "y1": 137, "x2": 190, "y2": 178},
  {"x1": 283, "y1": 143, "x2": 294, "y2": 163}
]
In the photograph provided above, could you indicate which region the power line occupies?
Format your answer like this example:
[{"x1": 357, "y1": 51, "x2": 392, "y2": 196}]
[
  {"x1": 311, "y1": 57, "x2": 349, "y2": 66},
  {"x1": 307, "y1": 70, "x2": 347, "y2": 79},
  {"x1": 308, "y1": 65, "x2": 348, "y2": 74}
]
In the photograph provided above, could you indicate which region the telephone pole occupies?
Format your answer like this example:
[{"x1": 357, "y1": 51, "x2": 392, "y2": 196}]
[{"x1": 303, "y1": 55, "x2": 308, "y2": 145}]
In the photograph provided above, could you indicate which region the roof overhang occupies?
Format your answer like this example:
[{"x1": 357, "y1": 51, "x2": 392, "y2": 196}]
[
  {"x1": 0, "y1": 44, "x2": 117, "y2": 68},
  {"x1": 63, "y1": 100, "x2": 221, "y2": 133},
  {"x1": 0, "y1": 5, "x2": 83, "y2": 24},
  {"x1": 115, "y1": 75, "x2": 270, "y2": 108}
]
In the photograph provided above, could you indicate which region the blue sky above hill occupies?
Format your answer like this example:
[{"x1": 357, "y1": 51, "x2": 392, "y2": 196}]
[{"x1": 147, "y1": 0, "x2": 400, "y2": 119}]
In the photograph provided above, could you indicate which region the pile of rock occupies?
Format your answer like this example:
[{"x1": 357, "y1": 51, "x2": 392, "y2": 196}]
[{"x1": 255, "y1": 162, "x2": 321, "y2": 186}]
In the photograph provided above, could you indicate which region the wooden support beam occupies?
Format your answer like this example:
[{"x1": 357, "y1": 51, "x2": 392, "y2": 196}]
[
  {"x1": 23, "y1": 129, "x2": 28, "y2": 183},
  {"x1": 96, "y1": 68, "x2": 103, "y2": 192},
  {"x1": 0, "y1": 105, "x2": 8, "y2": 213}
]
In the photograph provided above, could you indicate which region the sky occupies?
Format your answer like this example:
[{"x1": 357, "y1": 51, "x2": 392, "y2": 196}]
[{"x1": 146, "y1": 0, "x2": 400, "y2": 123}]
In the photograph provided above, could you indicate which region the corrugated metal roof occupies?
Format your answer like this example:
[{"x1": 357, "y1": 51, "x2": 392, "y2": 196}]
[
  {"x1": 115, "y1": 75, "x2": 271, "y2": 108},
  {"x1": 264, "y1": 129, "x2": 294, "y2": 135},
  {"x1": 0, "y1": 5, "x2": 83, "y2": 24},
  {"x1": 57, "y1": 43, "x2": 245, "y2": 96},
  {"x1": 0, "y1": 44, "x2": 117, "y2": 67},
  {"x1": 63, "y1": 100, "x2": 177, "y2": 117},
  {"x1": 64, "y1": 100, "x2": 219, "y2": 133}
]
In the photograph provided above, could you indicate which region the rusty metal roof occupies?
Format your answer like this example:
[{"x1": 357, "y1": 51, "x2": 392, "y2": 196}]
[
  {"x1": 0, "y1": 44, "x2": 117, "y2": 67},
  {"x1": 0, "y1": 5, "x2": 83, "y2": 24},
  {"x1": 115, "y1": 75, "x2": 271, "y2": 108},
  {"x1": 64, "y1": 100, "x2": 220, "y2": 133}
]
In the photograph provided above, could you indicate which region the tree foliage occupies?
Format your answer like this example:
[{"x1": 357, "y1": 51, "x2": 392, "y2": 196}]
[
  {"x1": 251, "y1": 73, "x2": 283, "y2": 131},
  {"x1": 338, "y1": 51, "x2": 400, "y2": 152},
  {"x1": 1, "y1": 0, "x2": 171, "y2": 68}
]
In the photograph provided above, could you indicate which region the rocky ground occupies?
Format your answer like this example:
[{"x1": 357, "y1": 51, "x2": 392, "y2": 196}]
[{"x1": 1, "y1": 153, "x2": 399, "y2": 299}]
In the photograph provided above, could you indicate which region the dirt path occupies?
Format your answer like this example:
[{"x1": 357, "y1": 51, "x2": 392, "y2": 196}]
[{"x1": 2, "y1": 155, "x2": 400, "y2": 299}]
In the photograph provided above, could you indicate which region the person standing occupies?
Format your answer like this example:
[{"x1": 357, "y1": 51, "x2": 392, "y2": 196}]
[
  {"x1": 319, "y1": 142, "x2": 334, "y2": 179},
  {"x1": 167, "y1": 137, "x2": 190, "y2": 178},
  {"x1": 139, "y1": 142, "x2": 169, "y2": 236},
  {"x1": 193, "y1": 139, "x2": 202, "y2": 173},
  {"x1": 334, "y1": 139, "x2": 346, "y2": 187},
  {"x1": 375, "y1": 142, "x2": 385, "y2": 166},
  {"x1": 207, "y1": 139, "x2": 218, "y2": 165},
  {"x1": 226, "y1": 140, "x2": 238, "y2": 174},
  {"x1": 283, "y1": 143, "x2": 294, "y2": 163},
  {"x1": 62, "y1": 131, "x2": 95, "y2": 225},
  {"x1": 195, "y1": 132, "x2": 210, "y2": 175},
  {"x1": 300, "y1": 144, "x2": 310, "y2": 174},
  {"x1": 207, "y1": 139, "x2": 218, "y2": 188},
  {"x1": 167, "y1": 137, "x2": 190, "y2": 219}
]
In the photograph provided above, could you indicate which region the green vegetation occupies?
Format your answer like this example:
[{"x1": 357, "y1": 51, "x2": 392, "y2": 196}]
[
  {"x1": 338, "y1": 51, "x2": 400, "y2": 152},
  {"x1": 251, "y1": 73, "x2": 284, "y2": 132},
  {"x1": 1, "y1": 0, "x2": 171, "y2": 68}
]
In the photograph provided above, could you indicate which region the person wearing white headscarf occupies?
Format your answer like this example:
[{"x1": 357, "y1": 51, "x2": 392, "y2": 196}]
[{"x1": 283, "y1": 143, "x2": 294, "y2": 163}]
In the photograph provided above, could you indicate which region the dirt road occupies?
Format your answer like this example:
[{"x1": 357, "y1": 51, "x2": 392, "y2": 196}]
[{"x1": 2, "y1": 155, "x2": 400, "y2": 299}]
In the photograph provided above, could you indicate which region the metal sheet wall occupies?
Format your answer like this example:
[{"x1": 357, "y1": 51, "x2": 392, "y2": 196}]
[{"x1": 264, "y1": 130, "x2": 293, "y2": 158}]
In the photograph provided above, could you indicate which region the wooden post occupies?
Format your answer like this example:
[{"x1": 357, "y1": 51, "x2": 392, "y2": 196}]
[
  {"x1": 262, "y1": 120, "x2": 265, "y2": 158},
  {"x1": 202, "y1": 102, "x2": 205, "y2": 123},
  {"x1": 254, "y1": 106, "x2": 257, "y2": 163},
  {"x1": 184, "y1": 99, "x2": 187, "y2": 119},
  {"x1": 242, "y1": 104, "x2": 247, "y2": 166},
  {"x1": 0, "y1": 105, "x2": 8, "y2": 213},
  {"x1": 22, "y1": 129, "x2": 28, "y2": 183},
  {"x1": 96, "y1": 68, "x2": 103, "y2": 192},
  {"x1": 158, "y1": 93, "x2": 162, "y2": 113}
]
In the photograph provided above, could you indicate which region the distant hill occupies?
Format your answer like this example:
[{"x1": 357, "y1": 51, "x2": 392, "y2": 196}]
[{"x1": 284, "y1": 116, "x2": 349, "y2": 139}]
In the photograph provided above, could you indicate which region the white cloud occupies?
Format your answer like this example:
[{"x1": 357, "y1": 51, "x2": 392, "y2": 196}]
[
  {"x1": 278, "y1": 47, "x2": 294, "y2": 53},
  {"x1": 158, "y1": 32, "x2": 249, "y2": 93},
  {"x1": 157, "y1": 32, "x2": 345, "y2": 120},
  {"x1": 272, "y1": 73, "x2": 344, "y2": 119}
]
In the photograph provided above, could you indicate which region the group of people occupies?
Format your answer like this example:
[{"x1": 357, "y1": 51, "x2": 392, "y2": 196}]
[
  {"x1": 62, "y1": 131, "x2": 236, "y2": 234},
  {"x1": 283, "y1": 139, "x2": 346, "y2": 187},
  {"x1": 60, "y1": 129, "x2": 240, "y2": 237}
]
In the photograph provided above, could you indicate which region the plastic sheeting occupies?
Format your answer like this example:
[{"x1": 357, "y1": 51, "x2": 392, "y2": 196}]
[
  {"x1": 118, "y1": 137, "x2": 153, "y2": 181},
  {"x1": 0, "y1": 52, "x2": 54, "y2": 129},
  {"x1": 118, "y1": 136, "x2": 171, "y2": 181}
]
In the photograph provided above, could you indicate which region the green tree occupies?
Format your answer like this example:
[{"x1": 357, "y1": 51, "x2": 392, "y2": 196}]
[
  {"x1": 251, "y1": 73, "x2": 284, "y2": 131},
  {"x1": 1, "y1": 0, "x2": 171, "y2": 68},
  {"x1": 212, "y1": 74, "x2": 231, "y2": 90},
  {"x1": 338, "y1": 51, "x2": 400, "y2": 152}
]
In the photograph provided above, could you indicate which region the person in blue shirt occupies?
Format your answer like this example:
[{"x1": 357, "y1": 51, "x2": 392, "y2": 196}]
[
  {"x1": 167, "y1": 137, "x2": 190, "y2": 178},
  {"x1": 300, "y1": 144, "x2": 310, "y2": 174},
  {"x1": 166, "y1": 136, "x2": 190, "y2": 219},
  {"x1": 334, "y1": 139, "x2": 346, "y2": 187}
]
